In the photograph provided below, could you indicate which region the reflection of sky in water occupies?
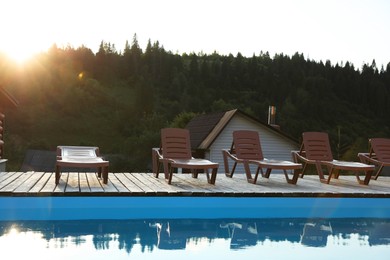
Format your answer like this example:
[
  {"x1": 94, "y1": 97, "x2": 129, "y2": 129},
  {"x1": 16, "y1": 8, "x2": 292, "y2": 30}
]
[{"x1": 0, "y1": 219, "x2": 389, "y2": 260}]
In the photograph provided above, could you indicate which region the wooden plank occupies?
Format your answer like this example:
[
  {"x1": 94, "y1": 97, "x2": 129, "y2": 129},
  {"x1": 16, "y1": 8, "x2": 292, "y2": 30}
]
[
  {"x1": 29, "y1": 172, "x2": 52, "y2": 193},
  {"x1": 40, "y1": 173, "x2": 58, "y2": 193},
  {"x1": 108, "y1": 173, "x2": 130, "y2": 193},
  {"x1": 173, "y1": 174, "x2": 219, "y2": 194},
  {"x1": 114, "y1": 173, "x2": 144, "y2": 193},
  {"x1": 86, "y1": 172, "x2": 104, "y2": 192},
  {"x1": 125, "y1": 173, "x2": 155, "y2": 193},
  {"x1": 213, "y1": 174, "x2": 258, "y2": 194},
  {"x1": 65, "y1": 172, "x2": 80, "y2": 193},
  {"x1": 79, "y1": 172, "x2": 90, "y2": 193},
  {"x1": 1, "y1": 172, "x2": 390, "y2": 197},
  {"x1": 153, "y1": 173, "x2": 198, "y2": 194},
  {"x1": 144, "y1": 173, "x2": 187, "y2": 193},
  {"x1": 14, "y1": 172, "x2": 46, "y2": 193},
  {"x1": 0, "y1": 172, "x2": 33, "y2": 192},
  {"x1": 131, "y1": 173, "x2": 171, "y2": 194},
  {"x1": 53, "y1": 172, "x2": 68, "y2": 193},
  {"x1": 0, "y1": 172, "x2": 22, "y2": 190},
  {"x1": 0, "y1": 171, "x2": 16, "y2": 182},
  {"x1": 173, "y1": 176, "x2": 216, "y2": 194},
  {"x1": 101, "y1": 174, "x2": 119, "y2": 193}
]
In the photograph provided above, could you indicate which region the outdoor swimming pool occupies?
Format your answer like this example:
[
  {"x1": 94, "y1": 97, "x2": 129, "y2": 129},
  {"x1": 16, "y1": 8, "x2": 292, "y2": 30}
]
[{"x1": 1, "y1": 196, "x2": 390, "y2": 259}]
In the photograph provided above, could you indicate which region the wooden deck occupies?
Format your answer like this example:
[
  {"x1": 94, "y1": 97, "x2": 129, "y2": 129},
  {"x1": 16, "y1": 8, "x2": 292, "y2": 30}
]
[{"x1": 1, "y1": 171, "x2": 390, "y2": 198}]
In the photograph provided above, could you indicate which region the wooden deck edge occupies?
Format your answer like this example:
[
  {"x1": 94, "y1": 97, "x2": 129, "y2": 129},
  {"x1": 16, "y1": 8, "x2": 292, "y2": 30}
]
[{"x1": 2, "y1": 191, "x2": 390, "y2": 198}]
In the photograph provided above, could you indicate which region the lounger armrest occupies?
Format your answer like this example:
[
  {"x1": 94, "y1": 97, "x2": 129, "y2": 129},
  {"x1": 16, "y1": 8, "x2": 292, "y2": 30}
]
[
  {"x1": 222, "y1": 149, "x2": 238, "y2": 161},
  {"x1": 358, "y1": 152, "x2": 381, "y2": 165},
  {"x1": 152, "y1": 148, "x2": 164, "y2": 173},
  {"x1": 291, "y1": 150, "x2": 311, "y2": 164},
  {"x1": 159, "y1": 158, "x2": 176, "y2": 164},
  {"x1": 222, "y1": 149, "x2": 241, "y2": 175},
  {"x1": 152, "y1": 148, "x2": 163, "y2": 159}
]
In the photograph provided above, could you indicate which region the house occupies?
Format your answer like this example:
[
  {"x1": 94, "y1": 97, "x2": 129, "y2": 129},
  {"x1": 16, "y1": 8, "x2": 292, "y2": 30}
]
[
  {"x1": 0, "y1": 85, "x2": 19, "y2": 171},
  {"x1": 185, "y1": 109, "x2": 300, "y2": 174}
]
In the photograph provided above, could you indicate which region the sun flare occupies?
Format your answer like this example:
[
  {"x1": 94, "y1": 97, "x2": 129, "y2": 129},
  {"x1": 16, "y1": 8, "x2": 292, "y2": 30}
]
[
  {"x1": 1, "y1": 47, "x2": 39, "y2": 64},
  {"x1": 1, "y1": 1, "x2": 52, "y2": 65}
]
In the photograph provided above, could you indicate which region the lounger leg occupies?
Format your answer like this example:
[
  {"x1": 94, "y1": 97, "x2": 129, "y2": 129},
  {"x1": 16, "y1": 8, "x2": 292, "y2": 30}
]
[
  {"x1": 163, "y1": 162, "x2": 170, "y2": 180},
  {"x1": 205, "y1": 169, "x2": 210, "y2": 182},
  {"x1": 55, "y1": 165, "x2": 61, "y2": 185},
  {"x1": 152, "y1": 149, "x2": 160, "y2": 178},
  {"x1": 97, "y1": 167, "x2": 102, "y2": 178},
  {"x1": 253, "y1": 167, "x2": 262, "y2": 183},
  {"x1": 102, "y1": 166, "x2": 108, "y2": 184},
  {"x1": 325, "y1": 167, "x2": 335, "y2": 184},
  {"x1": 154, "y1": 161, "x2": 160, "y2": 178},
  {"x1": 208, "y1": 167, "x2": 217, "y2": 184},
  {"x1": 166, "y1": 164, "x2": 174, "y2": 184},
  {"x1": 192, "y1": 169, "x2": 199, "y2": 178},
  {"x1": 284, "y1": 169, "x2": 299, "y2": 184},
  {"x1": 373, "y1": 165, "x2": 384, "y2": 180},
  {"x1": 262, "y1": 168, "x2": 272, "y2": 178},
  {"x1": 315, "y1": 163, "x2": 328, "y2": 184},
  {"x1": 358, "y1": 154, "x2": 382, "y2": 181},
  {"x1": 333, "y1": 169, "x2": 340, "y2": 179},
  {"x1": 225, "y1": 162, "x2": 237, "y2": 178},
  {"x1": 223, "y1": 150, "x2": 236, "y2": 177},
  {"x1": 356, "y1": 170, "x2": 372, "y2": 185},
  {"x1": 300, "y1": 164, "x2": 308, "y2": 178},
  {"x1": 244, "y1": 161, "x2": 256, "y2": 184},
  {"x1": 230, "y1": 163, "x2": 237, "y2": 178}
]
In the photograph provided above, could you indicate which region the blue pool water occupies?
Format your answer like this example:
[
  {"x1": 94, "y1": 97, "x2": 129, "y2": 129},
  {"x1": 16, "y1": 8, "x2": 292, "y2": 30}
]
[
  {"x1": 0, "y1": 218, "x2": 389, "y2": 259},
  {"x1": 1, "y1": 196, "x2": 390, "y2": 259},
  {"x1": 1, "y1": 197, "x2": 390, "y2": 220}
]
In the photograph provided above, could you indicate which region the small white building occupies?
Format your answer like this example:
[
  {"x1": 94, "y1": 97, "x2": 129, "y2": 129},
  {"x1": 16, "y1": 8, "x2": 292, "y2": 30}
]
[{"x1": 185, "y1": 109, "x2": 300, "y2": 174}]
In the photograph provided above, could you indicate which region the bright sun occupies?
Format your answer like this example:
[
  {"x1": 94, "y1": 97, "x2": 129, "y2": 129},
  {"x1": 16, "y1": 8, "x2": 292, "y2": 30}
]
[
  {"x1": 1, "y1": 2, "x2": 51, "y2": 64},
  {"x1": 1, "y1": 46, "x2": 40, "y2": 64}
]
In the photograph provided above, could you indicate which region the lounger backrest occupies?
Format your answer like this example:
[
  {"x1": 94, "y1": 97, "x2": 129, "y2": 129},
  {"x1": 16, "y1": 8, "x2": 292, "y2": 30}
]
[
  {"x1": 57, "y1": 146, "x2": 99, "y2": 158},
  {"x1": 302, "y1": 132, "x2": 333, "y2": 161},
  {"x1": 370, "y1": 138, "x2": 390, "y2": 162},
  {"x1": 233, "y1": 130, "x2": 264, "y2": 160},
  {"x1": 161, "y1": 128, "x2": 192, "y2": 159}
]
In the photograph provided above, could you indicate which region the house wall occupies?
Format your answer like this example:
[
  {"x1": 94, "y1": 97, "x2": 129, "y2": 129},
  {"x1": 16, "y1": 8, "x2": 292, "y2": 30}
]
[{"x1": 204, "y1": 113, "x2": 299, "y2": 175}]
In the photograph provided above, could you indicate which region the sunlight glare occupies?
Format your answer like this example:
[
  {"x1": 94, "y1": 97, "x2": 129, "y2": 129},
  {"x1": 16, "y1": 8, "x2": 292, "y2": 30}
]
[{"x1": 2, "y1": 46, "x2": 39, "y2": 64}]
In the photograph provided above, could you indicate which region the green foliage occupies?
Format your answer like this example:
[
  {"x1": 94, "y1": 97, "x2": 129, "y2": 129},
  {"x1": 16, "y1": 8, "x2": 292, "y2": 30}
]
[
  {"x1": 170, "y1": 112, "x2": 198, "y2": 128},
  {"x1": 1, "y1": 38, "x2": 390, "y2": 171}
]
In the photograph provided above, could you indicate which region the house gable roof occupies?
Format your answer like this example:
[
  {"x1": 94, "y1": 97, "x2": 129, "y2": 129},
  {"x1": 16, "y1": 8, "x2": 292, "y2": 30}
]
[
  {"x1": 186, "y1": 109, "x2": 298, "y2": 150},
  {"x1": 185, "y1": 110, "x2": 227, "y2": 149}
]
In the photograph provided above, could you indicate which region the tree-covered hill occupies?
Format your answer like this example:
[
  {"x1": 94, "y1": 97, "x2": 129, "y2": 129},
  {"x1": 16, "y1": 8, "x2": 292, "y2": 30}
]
[{"x1": 1, "y1": 35, "x2": 390, "y2": 171}]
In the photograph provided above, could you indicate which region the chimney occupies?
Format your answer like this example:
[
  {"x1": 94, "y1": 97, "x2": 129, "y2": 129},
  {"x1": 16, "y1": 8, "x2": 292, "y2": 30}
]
[{"x1": 268, "y1": 105, "x2": 280, "y2": 130}]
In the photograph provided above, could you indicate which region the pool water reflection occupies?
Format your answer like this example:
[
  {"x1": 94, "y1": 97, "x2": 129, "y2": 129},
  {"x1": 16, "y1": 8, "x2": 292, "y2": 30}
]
[{"x1": 1, "y1": 218, "x2": 389, "y2": 259}]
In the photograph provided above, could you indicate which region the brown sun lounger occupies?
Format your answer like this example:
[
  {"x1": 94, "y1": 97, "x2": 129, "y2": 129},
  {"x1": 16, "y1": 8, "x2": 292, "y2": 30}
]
[
  {"x1": 292, "y1": 132, "x2": 374, "y2": 185},
  {"x1": 152, "y1": 128, "x2": 219, "y2": 184},
  {"x1": 358, "y1": 138, "x2": 390, "y2": 180},
  {"x1": 55, "y1": 146, "x2": 109, "y2": 184},
  {"x1": 222, "y1": 130, "x2": 302, "y2": 184}
]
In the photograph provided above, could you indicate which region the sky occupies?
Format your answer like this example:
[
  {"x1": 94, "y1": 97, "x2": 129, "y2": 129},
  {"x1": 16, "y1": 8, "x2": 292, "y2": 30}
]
[{"x1": 1, "y1": 0, "x2": 389, "y2": 69}]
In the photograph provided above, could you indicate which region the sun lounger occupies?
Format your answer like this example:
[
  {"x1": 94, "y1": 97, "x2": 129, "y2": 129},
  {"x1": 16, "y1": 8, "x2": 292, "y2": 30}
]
[
  {"x1": 358, "y1": 138, "x2": 390, "y2": 180},
  {"x1": 222, "y1": 130, "x2": 302, "y2": 184},
  {"x1": 55, "y1": 146, "x2": 109, "y2": 184},
  {"x1": 292, "y1": 132, "x2": 374, "y2": 185},
  {"x1": 152, "y1": 128, "x2": 219, "y2": 184}
]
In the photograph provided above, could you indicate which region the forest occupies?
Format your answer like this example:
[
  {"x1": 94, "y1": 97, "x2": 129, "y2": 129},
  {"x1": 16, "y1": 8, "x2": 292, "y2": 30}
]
[{"x1": 1, "y1": 35, "x2": 390, "y2": 171}]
